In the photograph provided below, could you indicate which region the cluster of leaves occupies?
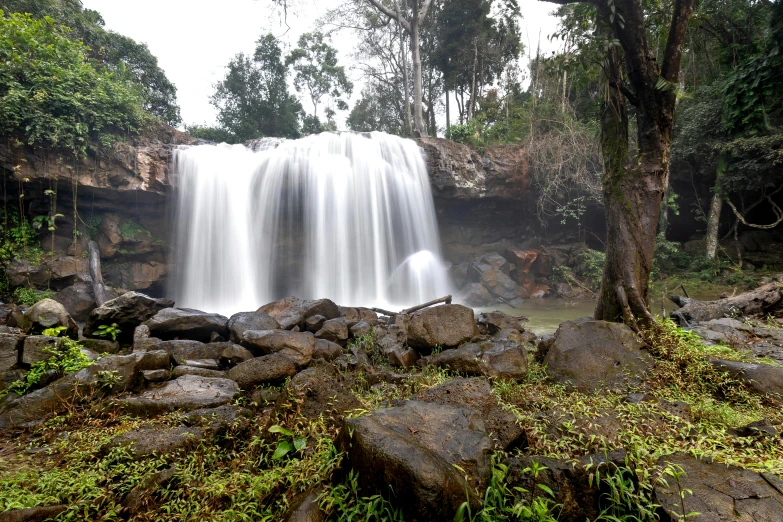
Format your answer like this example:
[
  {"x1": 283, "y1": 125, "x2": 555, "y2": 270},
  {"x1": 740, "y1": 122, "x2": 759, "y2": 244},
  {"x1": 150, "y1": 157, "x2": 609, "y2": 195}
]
[
  {"x1": 2, "y1": 0, "x2": 181, "y2": 125},
  {"x1": 4, "y1": 336, "x2": 92, "y2": 396},
  {"x1": 119, "y1": 219, "x2": 150, "y2": 239},
  {"x1": 0, "y1": 11, "x2": 146, "y2": 155},
  {"x1": 12, "y1": 286, "x2": 53, "y2": 306},
  {"x1": 93, "y1": 323, "x2": 121, "y2": 342},
  {"x1": 0, "y1": 212, "x2": 45, "y2": 268}
]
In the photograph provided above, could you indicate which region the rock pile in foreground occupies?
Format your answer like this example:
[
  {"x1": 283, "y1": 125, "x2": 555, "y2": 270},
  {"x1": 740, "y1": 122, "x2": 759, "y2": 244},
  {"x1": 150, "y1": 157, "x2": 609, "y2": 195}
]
[{"x1": 0, "y1": 290, "x2": 781, "y2": 521}]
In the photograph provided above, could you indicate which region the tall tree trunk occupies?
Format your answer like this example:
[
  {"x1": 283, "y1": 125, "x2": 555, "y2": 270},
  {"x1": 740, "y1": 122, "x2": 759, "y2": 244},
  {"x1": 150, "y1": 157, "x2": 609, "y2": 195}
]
[
  {"x1": 445, "y1": 88, "x2": 451, "y2": 134},
  {"x1": 393, "y1": 0, "x2": 412, "y2": 137},
  {"x1": 545, "y1": 0, "x2": 695, "y2": 325},
  {"x1": 705, "y1": 192, "x2": 723, "y2": 260},
  {"x1": 468, "y1": 39, "x2": 478, "y2": 120},
  {"x1": 705, "y1": 155, "x2": 727, "y2": 259},
  {"x1": 410, "y1": 10, "x2": 426, "y2": 136}
]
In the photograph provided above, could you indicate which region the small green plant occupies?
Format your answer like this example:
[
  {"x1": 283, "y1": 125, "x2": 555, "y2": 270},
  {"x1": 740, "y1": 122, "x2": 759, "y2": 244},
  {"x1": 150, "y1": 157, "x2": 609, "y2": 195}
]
[
  {"x1": 42, "y1": 326, "x2": 67, "y2": 337},
  {"x1": 96, "y1": 370, "x2": 121, "y2": 389},
  {"x1": 4, "y1": 339, "x2": 92, "y2": 396},
  {"x1": 120, "y1": 220, "x2": 151, "y2": 239},
  {"x1": 12, "y1": 287, "x2": 54, "y2": 306},
  {"x1": 319, "y1": 469, "x2": 404, "y2": 521},
  {"x1": 94, "y1": 323, "x2": 121, "y2": 341},
  {"x1": 268, "y1": 425, "x2": 307, "y2": 460}
]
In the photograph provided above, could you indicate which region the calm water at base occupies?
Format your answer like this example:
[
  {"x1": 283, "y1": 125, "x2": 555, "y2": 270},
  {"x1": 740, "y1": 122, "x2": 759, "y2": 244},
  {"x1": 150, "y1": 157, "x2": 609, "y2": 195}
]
[{"x1": 477, "y1": 292, "x2": 722, "y2": 336}]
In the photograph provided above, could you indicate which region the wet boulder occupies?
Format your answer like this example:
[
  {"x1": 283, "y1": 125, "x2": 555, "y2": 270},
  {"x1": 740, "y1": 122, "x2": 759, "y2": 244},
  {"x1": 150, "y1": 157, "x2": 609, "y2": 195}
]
[
  {"x1": 339, "y1": 307, "x2": 378, "y2": 328},
  {"x1": 18, "y1": 299, "x2": 78, "y2": 339},
  {"x1": 144, "y1": 308, "x2": 229, "y2": 343},
  {"x1": 134, "y1": 339, "x2": 233, "y2": 366},
  {"x1": 284, "y1": 489, "x2": 326, "y2": 522},
  {"x1": 471, "y1": 262, "x2": 519, "y2": 300},
  {"x1": 52, "y1": 282, "x2": 96, "y2": 322},
  {"x1": 276, "y1": 364, "x2": 363, "y2": 426},
  {"x1": 314, "y1": 318, "x2": 349, "y2": 346},
  {"x1": 227, "y1": 311, "x2": 280, "y2": 344},
  {"x1": 375, "y1": 324, "x2": 418, "y2": 368},
  {"x1": 21, "y1": 336, "x2": 60, "y2": 365},
  {"x1": 84, "y1": 291, "x2": 174, "y2": 343},
  {"x1": 416, "y1": 377, "x2": 525, "y2": 450},
  {"x1": 337, "y1": 400, "x2": 492, "y2": 520},
  {"x1": 709, "y1": 359, "x2": 783, "y2": 397},
  {"x1": 241, "y1": 330, "x2": 314, "y2": 367},
  {"x1": 476, "y1": 311, "x2": 525, "y2": 335},
  {"x1": 543, "y1": 320, "x2": 653, "y2": 392},
  {"x1": 407, "y1": 304, "x2": 478, "y2": 351},
  {"x1": 654, "y1": 453, "x2": 783, "y2": 521},
  {"x1": 258, "y1": 297, "x2": 340, "y2": 330},
  {"x1": 425, "y1": 339, "x2": 528, "y2": 380},
  {"x1": 219, "y1": 344, "x2": 255, "y2": 367},
  {"x1": 459, "y1": 283, "x2": 496, "y2": 307},
  {"x1": 227, "y1": 353, "x2": 297, "y2": 388},
  {"x1": 117, "y1": 375, "x2": 239, "y2": 416},
  {"x1": 0, "y1": 334, "x2": 24, "y2": 373},
  {"x1": 506, "y1": 450, "x2": 628, "y2": 522},
  {"x1": 312, "y1": 339, "x2": 343, "y2": 361}
]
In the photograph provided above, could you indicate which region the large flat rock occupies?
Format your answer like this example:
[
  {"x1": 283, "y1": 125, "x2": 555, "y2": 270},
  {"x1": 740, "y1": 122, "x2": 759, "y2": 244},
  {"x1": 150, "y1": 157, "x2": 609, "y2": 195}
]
[
  {"x1": 117, "y1": 375, "x2": 238, "y2": 416},
  {"x1": 337, "y1": 400, "x2": 492, "y2": 520}
]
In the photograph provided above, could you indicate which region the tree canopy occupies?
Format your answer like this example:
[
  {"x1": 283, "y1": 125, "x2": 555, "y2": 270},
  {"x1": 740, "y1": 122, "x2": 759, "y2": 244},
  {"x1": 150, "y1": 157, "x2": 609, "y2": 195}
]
[{"x1": 0, "y1": 11, "x2": 144, "y2": 155}]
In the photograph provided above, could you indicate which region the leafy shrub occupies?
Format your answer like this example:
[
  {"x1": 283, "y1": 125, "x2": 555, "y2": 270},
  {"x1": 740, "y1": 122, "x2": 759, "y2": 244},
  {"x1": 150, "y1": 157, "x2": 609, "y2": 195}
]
[
  {"x1": 0, "y1": 11, "x2": 145, "y2": 155},
  {"x1": 13, "y1": 287, "x2": 54, "y2": 306},
  {"x1": 94, "y1": 323, "x2": 121, "y2": 341},
  {"x1": 4, "y1": 339, "x2": 92, "y2": 396},
  {"x1": 120, "y1": 220, "x2": 150, "y2": 239}
]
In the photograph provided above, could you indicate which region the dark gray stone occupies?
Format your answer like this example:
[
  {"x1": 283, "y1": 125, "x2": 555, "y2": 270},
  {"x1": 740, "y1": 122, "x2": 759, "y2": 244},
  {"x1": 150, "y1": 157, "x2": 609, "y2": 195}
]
[
  {"x1": 102, "y1": 426, "x2": 205, "y2": 458},
  {"x1": 52, "y1": 282, "x2": 96, "y2": 322},
  {"x1": 427, "y1": 339, "x2": 528, "y2": 380},
  {"x1": 116, "y1": 375, "x2": 239, "y2": 416},
  {"x1": 18, "y1": 299, "x2": 78, "y2": 339},
  {"x1": 654, "y1": 453, "x2": 783, "y2": 521},
  {"x1": 84, "y1": 291, "x2": 174, "y2": 342},
  {"x1": 315, "y1": 318, "x2": 349, "y2": 346},
  {"x1": 241, "y1": 330, "x2": 314, "y2": 367},
  {"x1": 709, "y1": 358, "x2": 783, "y2": 397},
  {"x1": 0, "y1": 333, "x2": 24, "y2": 372},
  {"x1": 337, "y1": 400, "x2": 492, "y2": 520},
  {"x1": 543, "y1": 320, "x2": 653, "y2": 392},
  {"x1": 312, "y1": 339, "x2": 343, "y2": 361},
  {"x1": 144, "y1": 308, "x2": 229, "y2": 343},
  {"x1": 227, "y1": 311, "x2": 280, "y2": 344},
  {"x1": 258, "y1": 297, "x2": 340, "y2": 330},
  {"x1": 407, "y1": 304, "x2": 478, "y2": 351},
  {"x1": 227, "y1": 353, "x2": 297, "y2": 388}
]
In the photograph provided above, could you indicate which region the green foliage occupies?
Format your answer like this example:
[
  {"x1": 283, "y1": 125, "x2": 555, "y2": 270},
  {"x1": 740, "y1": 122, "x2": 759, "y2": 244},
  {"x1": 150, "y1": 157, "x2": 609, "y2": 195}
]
[
  {"x1": 2, "y1": 0, "x2": 181, "y2": 125},
  {"x1": 93, "y1": 323, "x2": 120, "y2": 342},
  {"x1": 4, "y1": 339, "x2": 92, "y2": 396},
  {"x1": 0, "y1": 212, "x2": 45, "y2": 267},
  {"x1": 119, "y1": 219, "x2": 149, "y2": 239},
  {"x1": 83, "y1": 214, "x2": 102, "y2": 238},
  {"x1": 268, "y1": 424, "x2": 307, "y2": 460},
  {"x1": 13, "y1": 287, "x2": 53, "y2": 306},
  {"x1": 41, "y1": 326, "x2": 67, "y2": 337},
  {"x1": 346, "y1": 80, "x2": 407, "y2": 135},
  {"x1": 0, "y1": 12, "x2": 145, "y2": 155},
  {"x1": 319, "y1": 470, "x2": 404, "y2": 522},
  {"x1": 185, "y1": 124, "x2": 237, "y2": 144},
  {"x1": 287, "y1": 32, "x2": 352, "y2": 130},
  {"x1": 209, "y1": 34, "x2": 302, "y2": 143}
]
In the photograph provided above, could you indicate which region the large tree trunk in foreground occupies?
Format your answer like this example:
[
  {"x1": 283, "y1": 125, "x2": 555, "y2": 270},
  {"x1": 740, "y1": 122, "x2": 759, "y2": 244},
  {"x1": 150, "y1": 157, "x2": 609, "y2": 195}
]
[{"x1": 546, "y1": 0, "x2": 696, "y2": 325}]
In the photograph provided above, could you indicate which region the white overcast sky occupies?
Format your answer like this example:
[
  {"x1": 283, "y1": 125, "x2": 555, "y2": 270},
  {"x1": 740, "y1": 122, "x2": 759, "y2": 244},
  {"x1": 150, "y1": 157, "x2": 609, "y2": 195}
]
[{"x1": 81, "y1": 0, "x2": 561, "y2": 131}]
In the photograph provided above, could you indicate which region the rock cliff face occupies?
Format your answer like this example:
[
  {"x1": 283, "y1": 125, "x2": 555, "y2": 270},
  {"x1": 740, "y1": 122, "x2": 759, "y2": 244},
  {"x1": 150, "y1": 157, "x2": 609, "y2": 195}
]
[
  {"x1": 0, "y1": 123, "x2": 198, "y2": 295},
  {"x1": 418, "y1": 137, "x2": 541, "y2": 263},
  {"x1": 1, "y1": 128, "x2": 539, "y2": 297}
]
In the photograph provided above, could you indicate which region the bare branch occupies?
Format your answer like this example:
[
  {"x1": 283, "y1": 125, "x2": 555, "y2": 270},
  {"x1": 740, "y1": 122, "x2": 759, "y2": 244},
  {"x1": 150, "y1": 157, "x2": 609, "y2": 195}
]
[
  {"x1": 365, "y1": 0, "x2": 411, "y2": 33},
  {"x1": 725, "y1": 186, "x2": 783, "y2": 230}
]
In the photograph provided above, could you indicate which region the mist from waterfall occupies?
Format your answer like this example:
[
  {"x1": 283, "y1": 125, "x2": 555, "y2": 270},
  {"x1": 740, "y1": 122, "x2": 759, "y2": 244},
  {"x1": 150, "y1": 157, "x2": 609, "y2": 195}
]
[{"x1": 171, "y1": 132, "x2": 451, "y2": 316}]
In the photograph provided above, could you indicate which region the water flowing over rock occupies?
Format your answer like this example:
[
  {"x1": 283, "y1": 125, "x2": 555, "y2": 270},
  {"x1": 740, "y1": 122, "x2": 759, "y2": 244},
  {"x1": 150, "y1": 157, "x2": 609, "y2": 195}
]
[{"x1": 171, "y1": 132, "x2": 451, "y2": 315}]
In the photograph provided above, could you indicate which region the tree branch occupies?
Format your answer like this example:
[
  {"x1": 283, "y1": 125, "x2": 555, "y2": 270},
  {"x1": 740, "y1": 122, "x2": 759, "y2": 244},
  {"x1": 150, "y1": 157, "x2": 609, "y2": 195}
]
[
  {"x1": 662, "y1": 0, "x2": 697, "y2": 82},
  {"x1": 725, "y1": 186, "x2": 783, "y2": 230},
  {"x1": 365, "y1": 0, "x2": 411, "y2": 33}
]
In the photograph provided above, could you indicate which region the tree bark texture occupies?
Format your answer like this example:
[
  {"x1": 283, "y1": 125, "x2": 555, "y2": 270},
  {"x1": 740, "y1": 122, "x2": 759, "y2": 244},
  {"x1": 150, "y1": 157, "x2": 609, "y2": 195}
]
[
  {"x1": 705, "y1": 191, "x2": 723, "y2": 260},
  {"x1": 542, "y1": 0, "x2": 696, "y2": 325}
]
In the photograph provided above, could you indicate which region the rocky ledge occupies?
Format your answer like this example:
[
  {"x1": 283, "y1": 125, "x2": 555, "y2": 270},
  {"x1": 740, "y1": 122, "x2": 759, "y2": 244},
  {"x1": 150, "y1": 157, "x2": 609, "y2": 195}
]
[{"x1": 0, "y1": 286, "x2": 781, "y2": 520}]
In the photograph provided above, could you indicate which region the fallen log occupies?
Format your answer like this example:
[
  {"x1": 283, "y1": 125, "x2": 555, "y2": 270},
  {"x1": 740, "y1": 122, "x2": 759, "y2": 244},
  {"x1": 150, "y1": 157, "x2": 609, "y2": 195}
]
[
  {"x1": 373, "y1": 295, "x2": 453, "y2": 317},
  {"x1": 669, "y1": 282, "x2": 783, "y2": 325}
]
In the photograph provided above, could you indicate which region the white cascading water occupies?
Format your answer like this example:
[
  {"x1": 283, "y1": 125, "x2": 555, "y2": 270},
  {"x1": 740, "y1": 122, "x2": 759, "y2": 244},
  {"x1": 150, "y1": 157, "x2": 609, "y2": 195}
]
[{"x1": 171, "y1": 132, "x2": 451, "y2": 316}]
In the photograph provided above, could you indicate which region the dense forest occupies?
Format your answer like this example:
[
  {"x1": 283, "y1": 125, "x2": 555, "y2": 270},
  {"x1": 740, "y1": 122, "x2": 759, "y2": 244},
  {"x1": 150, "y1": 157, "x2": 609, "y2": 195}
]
[{"x1": 1, "y1": 0, "x2": 783, "y2": 521}]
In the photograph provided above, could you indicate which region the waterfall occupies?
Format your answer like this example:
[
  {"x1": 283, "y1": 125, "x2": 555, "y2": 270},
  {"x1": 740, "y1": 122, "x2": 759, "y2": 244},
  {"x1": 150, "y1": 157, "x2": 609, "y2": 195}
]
[{"x1": 171, "y1": 132, "x2": 451, "y2": 316}]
